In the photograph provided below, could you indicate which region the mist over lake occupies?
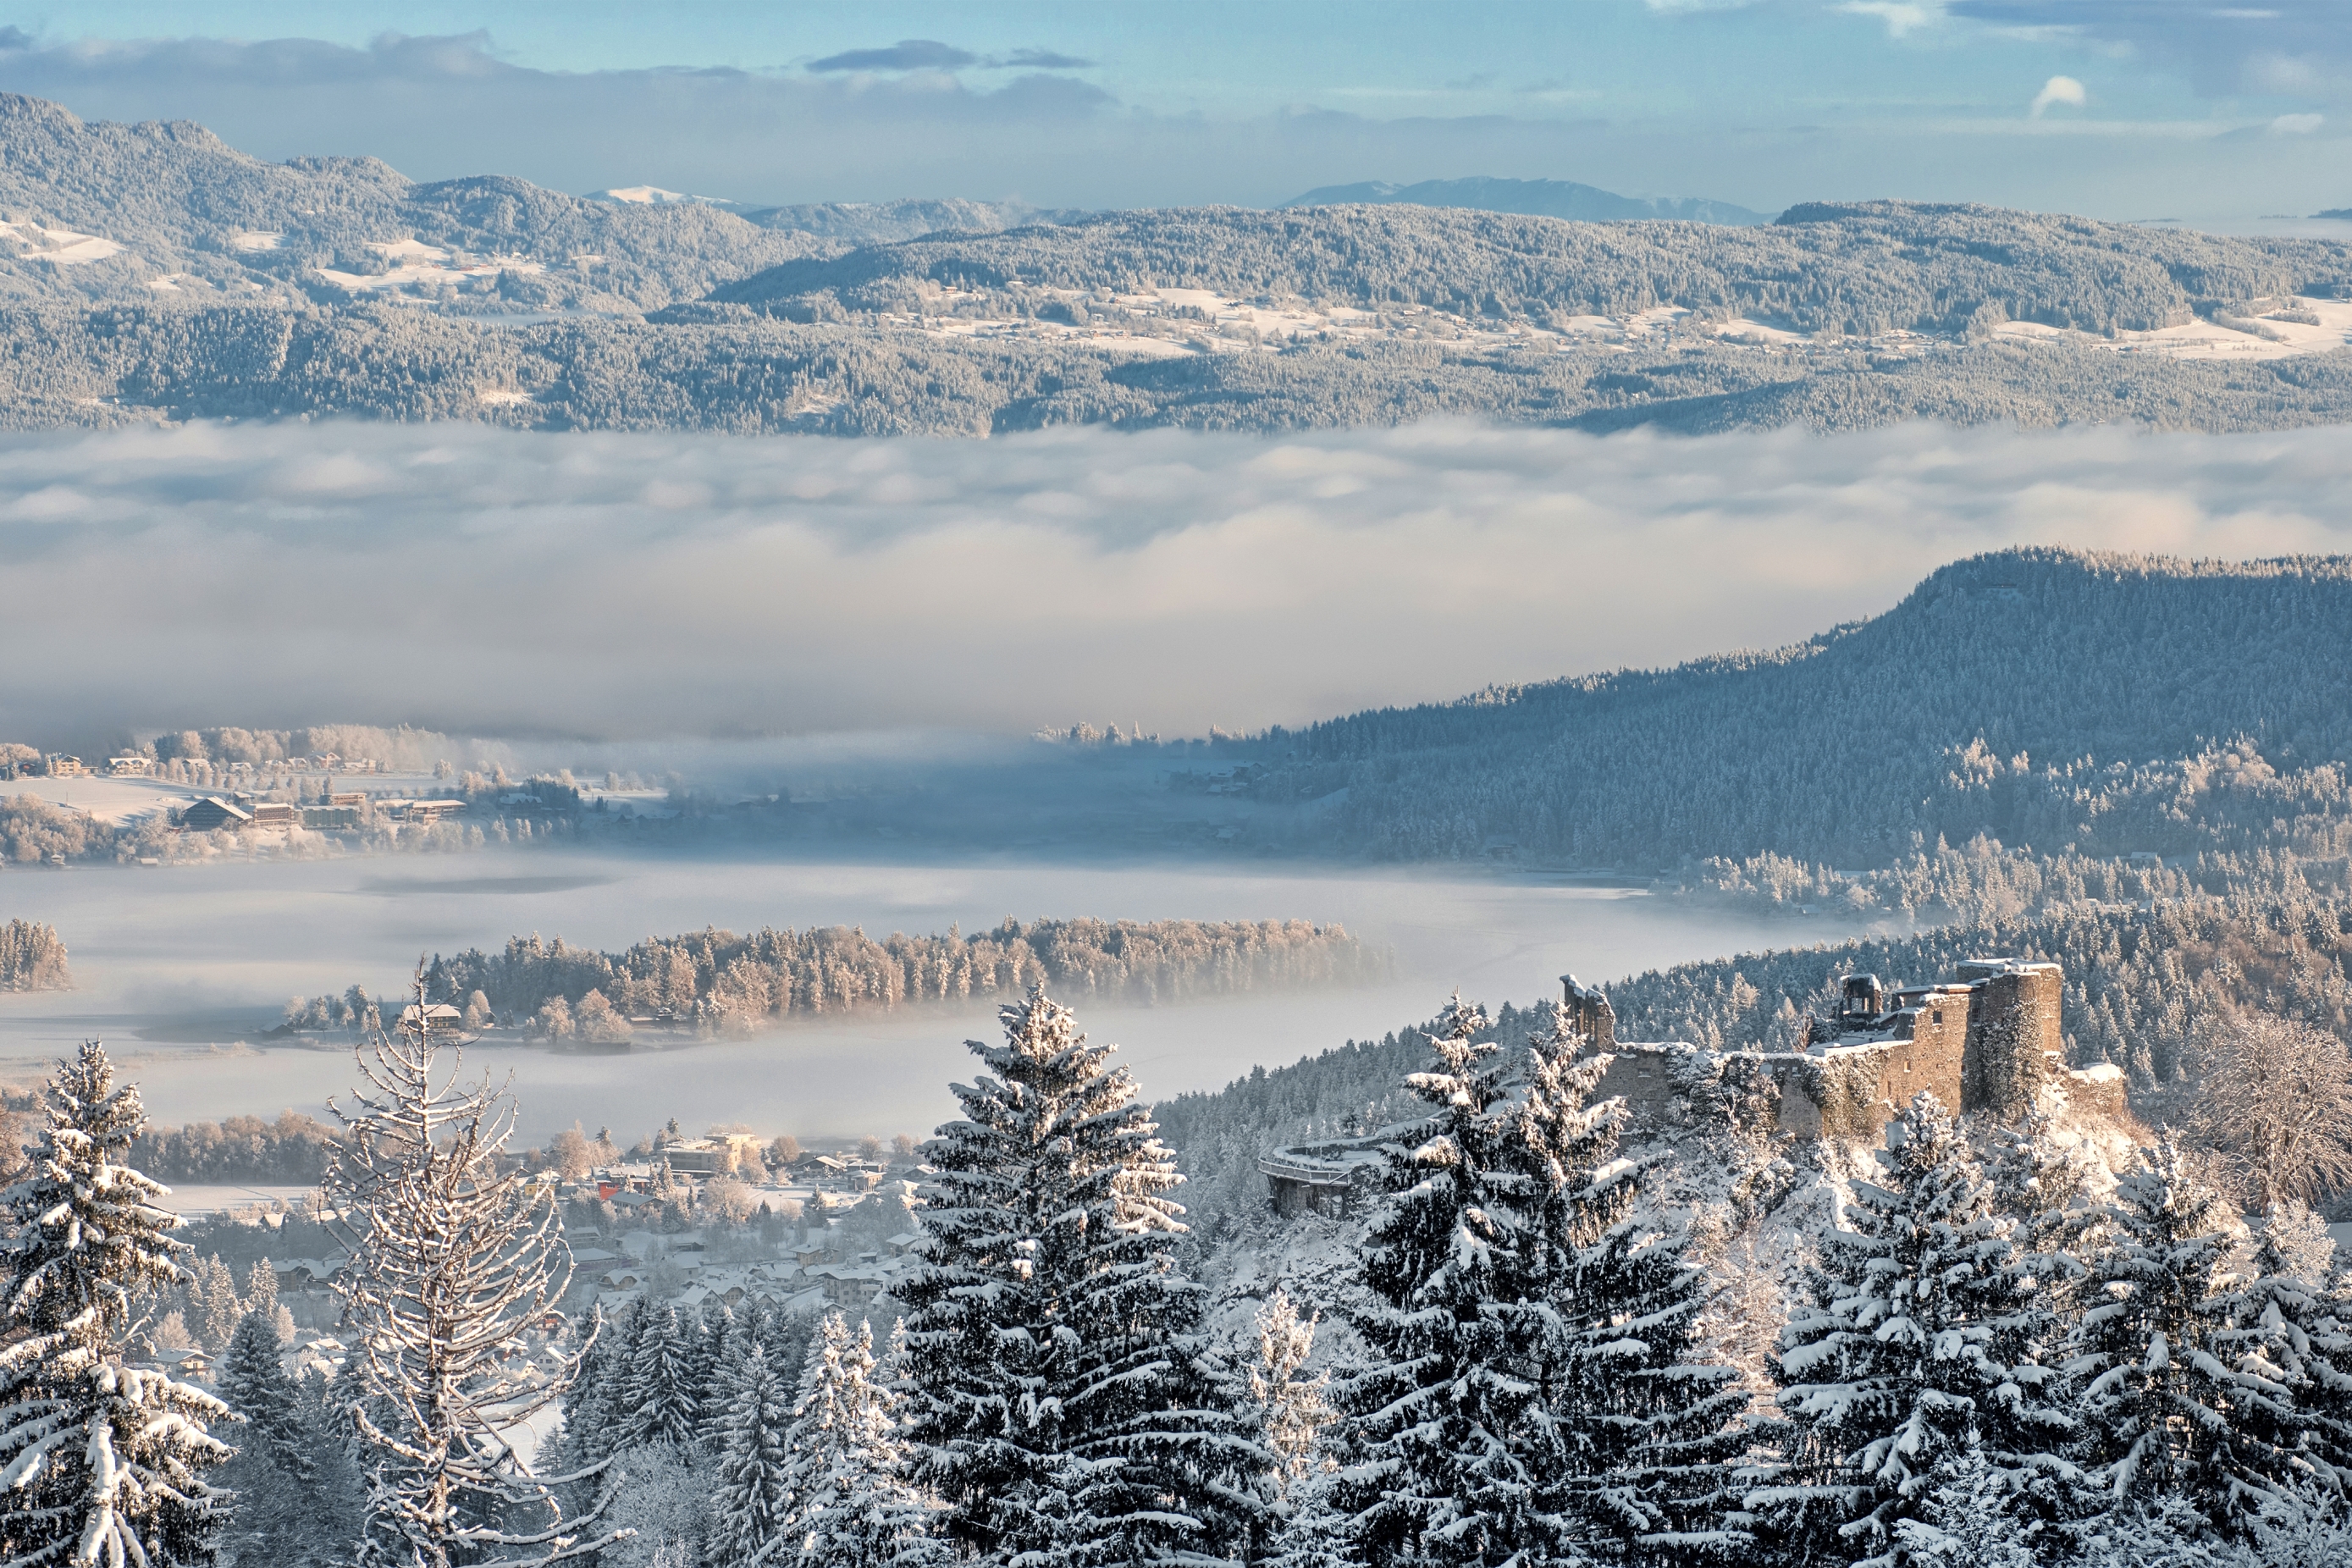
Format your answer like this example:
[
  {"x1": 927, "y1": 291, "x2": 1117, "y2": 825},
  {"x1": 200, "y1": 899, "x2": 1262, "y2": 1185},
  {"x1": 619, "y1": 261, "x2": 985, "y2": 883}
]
[{"x1": 0, "y1": 847, "x2": 1876, "y2": 1142}]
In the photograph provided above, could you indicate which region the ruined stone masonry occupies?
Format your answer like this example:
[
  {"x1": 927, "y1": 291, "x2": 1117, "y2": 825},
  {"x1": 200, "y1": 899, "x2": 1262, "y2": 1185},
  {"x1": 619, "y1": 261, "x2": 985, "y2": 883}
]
[
  {"x1": 1260, "y1": 957, "x2": 2127, "y2": 1212},
  {"x1": 1577, "y1": 957, "x2": 2126, "y2": 1140}
]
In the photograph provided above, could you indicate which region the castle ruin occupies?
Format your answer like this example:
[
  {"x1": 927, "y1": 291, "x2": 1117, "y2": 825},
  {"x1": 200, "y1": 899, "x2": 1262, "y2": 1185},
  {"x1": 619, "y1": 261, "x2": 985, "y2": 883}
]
[
  {"x1": 1261, "y1": 957, "x2": 2127, "y2": 1213},
  {"x1": 1566, "y1": 957, "x2": 2124, "y2": 1140}
]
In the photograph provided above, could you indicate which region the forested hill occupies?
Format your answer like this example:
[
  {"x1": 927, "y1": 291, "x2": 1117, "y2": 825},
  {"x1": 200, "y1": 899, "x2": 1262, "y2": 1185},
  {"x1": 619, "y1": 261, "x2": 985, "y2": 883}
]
[
  {"x1": 0, "y1": 95, "x2": 829, "y2": 312},
  {"x1": 3, "y1": 91, "x2": 2351, "y2": 435},
  {"x1": 1284, "y1": 176, "x2": 1768, "y2": 227},
  {"x1": 1230, "y1": 548, "x2": 2352, "y2": 867},
  {"x1": 707, "y1": 201, "x2": 2350, "y2": 340}
]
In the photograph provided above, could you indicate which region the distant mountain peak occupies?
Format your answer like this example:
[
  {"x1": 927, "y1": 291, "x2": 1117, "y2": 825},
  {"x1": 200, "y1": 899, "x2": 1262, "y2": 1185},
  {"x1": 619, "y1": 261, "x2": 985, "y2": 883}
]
[
  {"x1": 1284, "y1": 175, "x2": 1770, "y2": 227},
  {"x1": 589, "y1": 186, "x2": 738, "y2": 207}
]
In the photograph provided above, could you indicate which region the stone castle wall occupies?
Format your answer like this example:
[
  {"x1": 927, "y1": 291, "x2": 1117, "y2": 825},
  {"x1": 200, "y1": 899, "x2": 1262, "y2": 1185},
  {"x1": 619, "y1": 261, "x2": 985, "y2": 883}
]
[{"x1": 1574, "y1": 958, "x2": 2071, "y2": 1141}]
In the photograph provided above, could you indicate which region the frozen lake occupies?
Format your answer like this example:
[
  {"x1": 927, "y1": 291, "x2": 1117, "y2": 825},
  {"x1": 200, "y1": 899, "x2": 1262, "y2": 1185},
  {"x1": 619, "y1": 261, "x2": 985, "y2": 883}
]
[{"x1": 0, "y1": 847, "x2": 1874, "y2": 1144}]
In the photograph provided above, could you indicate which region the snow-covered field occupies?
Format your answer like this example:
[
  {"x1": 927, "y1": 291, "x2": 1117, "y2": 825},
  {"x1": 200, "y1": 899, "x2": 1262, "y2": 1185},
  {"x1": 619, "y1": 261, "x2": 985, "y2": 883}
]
[
  {"x1": 315, "y1": 238, "x2": 549, "y2": 295},
  {"x1": 0, "y1": 219, "x2": 125, "y2": 265},
  {"x1": 1996, "y1": 295, "x2": 2352, "y2": 361},
  {"x1": 0, "y1": 847, "x2": 1874, "y2": 1143},
  {"x1": 893, "y1": 283, "x2": 2352, "y2": 367},
  {"x1": 157, "y1": 1183, "x2": 321, "y2": 1217},
  {"x1": 6, "y1": 773, "x2": 203, "y2": 825}
]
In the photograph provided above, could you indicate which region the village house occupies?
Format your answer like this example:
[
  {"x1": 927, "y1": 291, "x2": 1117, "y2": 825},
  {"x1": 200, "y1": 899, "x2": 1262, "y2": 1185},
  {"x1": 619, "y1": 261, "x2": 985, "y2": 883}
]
[{"x1": 177, "y1": 796, "x2": 253, "y2": 831}]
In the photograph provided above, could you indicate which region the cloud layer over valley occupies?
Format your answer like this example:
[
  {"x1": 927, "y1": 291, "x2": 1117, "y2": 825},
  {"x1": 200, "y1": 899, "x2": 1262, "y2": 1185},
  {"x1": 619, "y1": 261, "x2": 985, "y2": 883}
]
[{"x1": 6, "y1": 418, "x2": 2352, "y2": 749}]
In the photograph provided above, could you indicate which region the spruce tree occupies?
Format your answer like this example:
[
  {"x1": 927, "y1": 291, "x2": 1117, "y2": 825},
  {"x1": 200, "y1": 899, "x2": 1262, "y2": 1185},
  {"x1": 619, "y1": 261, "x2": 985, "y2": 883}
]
[
  {"x1": 548, "y1": 1305, "x2": 632, "y2": 1494},
  {"x1": 623, "y1": 1306, "x2": 699, "y2": 1453},
  {"x1": 1885, "y1": 1451, "x2": 2042, "y2": 1568},
  {"x1": 898, "y1": 986, "x2": 1261, "y2": 1567},
  {"x1": 1758, "y1": 1093, "x2": 2068, "y2": 1565},
  {"x1": 1333, "y1": 996, "x2": 1566, "y2": 1568},
  {"x1": 778, "y1": 1313, "x2": 936, "y2": 1568},
  {"x1": 705, "y1": 1343, "x2": 793, "y2": 1567},
  {"x1": 0, "y1": 1041, "x2": 232, "y2": 1568},
  {"x1": 2064, "y1": 1142, "x2": 2260, "y2": 1535},
  {"x1": 2204, "y1": 1206, "x2": 2352, "y2": 1508},
  {"x1": 219, "y1": 1310, "x2": 312, "y2": 1483},
  {"x1": 1514, "y1": 1002, "x2": 1753, "y2": 1560},
  {"x1": 217, "y1": 1308, "x2": 334, "y2": 1566},
  {"x1": 1245, "y1": 1289, "x2": 1333, "y2": 1508},
  {"x1": 1267, "y1": 1468, "x2": 1368, "y2": 1568},
  {"x1": 693, "y1": 1304, "x2": 739, "y2": 1449}
]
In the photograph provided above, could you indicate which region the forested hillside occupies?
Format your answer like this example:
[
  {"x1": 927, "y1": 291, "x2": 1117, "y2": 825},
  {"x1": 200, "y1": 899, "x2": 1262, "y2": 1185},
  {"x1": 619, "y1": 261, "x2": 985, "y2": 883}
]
[
  {"x1": 1285, "y1": 175, "x2": 1767, "y2": 225},
  {"x1": 710, "y1": 201, "x2": 2349, "y2": 339},
  {"x1": 0, "y1": 93, "x2": 2348, "y2": 435},
  {"x1": 11, "y1": 299, "x2": 2352, "y2": 436},
  {"x1": 0, "y1": 93, "x2": 825, "y2": 312},
  {"x1": 1226, "y1": 548, "x2": 2352, "y2": 867}
]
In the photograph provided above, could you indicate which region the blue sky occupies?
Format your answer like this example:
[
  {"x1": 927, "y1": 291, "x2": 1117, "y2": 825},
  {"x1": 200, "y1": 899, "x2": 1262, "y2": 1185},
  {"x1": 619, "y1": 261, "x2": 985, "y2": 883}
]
[{"x1": 1, "y1": 1, "x2": 2345, "y2": 217}]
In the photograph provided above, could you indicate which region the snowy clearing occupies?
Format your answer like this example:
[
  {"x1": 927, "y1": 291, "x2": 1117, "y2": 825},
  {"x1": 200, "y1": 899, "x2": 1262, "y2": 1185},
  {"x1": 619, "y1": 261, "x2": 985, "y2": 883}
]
[{"x1": 0, "y1": 220, "x2": 124, "y2": 265}]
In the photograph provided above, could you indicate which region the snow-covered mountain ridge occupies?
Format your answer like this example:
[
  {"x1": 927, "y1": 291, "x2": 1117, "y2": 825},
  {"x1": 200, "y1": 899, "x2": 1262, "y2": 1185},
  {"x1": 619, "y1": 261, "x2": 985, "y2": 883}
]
[{"x1": 0, "y1": 94, "x2": 2348, "y2": 433}]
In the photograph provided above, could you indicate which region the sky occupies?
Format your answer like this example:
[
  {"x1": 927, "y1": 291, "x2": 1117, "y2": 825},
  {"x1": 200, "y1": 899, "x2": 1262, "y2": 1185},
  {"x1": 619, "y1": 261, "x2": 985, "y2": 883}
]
[
  {"x1": 6, "y1": 418, "x2": 2352, "y2": 751},
  {"x1": 0, "y1": 1, "x2": 2345, "y2": 219}
]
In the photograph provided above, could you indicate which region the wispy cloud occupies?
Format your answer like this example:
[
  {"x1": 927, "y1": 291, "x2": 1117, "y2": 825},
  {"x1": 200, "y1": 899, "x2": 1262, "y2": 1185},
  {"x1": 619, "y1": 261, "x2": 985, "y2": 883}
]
[
  {"x1": 2030, "y1": 73, "x2": 2086, "y2": 117},
  {"x1": 802, "y1": 41, "x2": 1097, "y2": 75},
  {"x1": 995, "y1": 48, "x2": 1094, "y2": 70},
  {"x1": 3, "y1": 421, "x2": 2349, "y2": 752},
  {"x1": 806, "y1": 39, "x2": 977, "y2": 74},
  {"x1": 1952, "y1": 0, "x2": 2352, "y2": 103},
  {"x1": 1837, "y1": 3, "x2": 1946, "y2": 39}
]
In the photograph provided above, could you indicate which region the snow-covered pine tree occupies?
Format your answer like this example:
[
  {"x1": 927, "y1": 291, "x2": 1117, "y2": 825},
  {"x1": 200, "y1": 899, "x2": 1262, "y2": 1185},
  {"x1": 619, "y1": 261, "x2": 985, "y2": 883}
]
[
  {"x1": 2065, "y1": 1141, "x2": 2267, "y2": 1536},
  {"x1": 1512, "y1": 1000, "x2": 1753, "y2": 1560},
  {"x1": 240, "y1": 1262, "x2": 294, "y2": 1347},
  {"x1": 623, "y1": 1306, "x2": 699, "y2": 1453},
  {"x1": 552, "y1": 1305, "x2": 632, "y2": 1479},
  {"x1": 1332, "y1": 995, "x2": 1566, "y2": 1568},
  {"x1": 2202, "y1": 1203, "x2": 2352, "y2": 1509},
  {"x1": 704, "y1": 1343, "x2": 792, "y2": 1567},
  {"x1": 898, "y1": 986, "x2": 1261, "y2": 1567},
  {"x1": 1266, "y1": 1467, "x2": 1367, "y2": 1568},
  {"x1": 776, "y1": 1312, "x2": 936, "y2": 1568},
  {"x1": 220, "y1": 1310, "x2": 311, "y2": 1484},
  {"x1": 692, "y1": 1305, "x2": 737, "y2": 1449},
  {"x1": 0, "y1": 1041, "x2": 232, "y2": 1568},
  {"x1": 1757, "y1": 1092, "x2": 2070, "y2": 1565},
  {"x1": 1885, "y1": 1450, "x2": 2042, "y2": 1568},
  {"x1": 218, "y1": 1306, "x2": 337, "y2": 1565},
  {"x1": 328, "y1": 980, "x2": 626, "y2": 1568},
  {"x1": 1245, "y1": 1289, "x2": 1333, "y2": 1506}
]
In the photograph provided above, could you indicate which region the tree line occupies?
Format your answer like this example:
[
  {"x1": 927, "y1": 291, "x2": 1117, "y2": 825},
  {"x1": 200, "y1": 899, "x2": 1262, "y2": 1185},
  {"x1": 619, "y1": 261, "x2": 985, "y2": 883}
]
[
  {"x1": 0, "y1": 919, "x2": 68, "y2": 991},
  {"x1": 356, "y1": 915, "x2": 1378, "y2": 1039}
]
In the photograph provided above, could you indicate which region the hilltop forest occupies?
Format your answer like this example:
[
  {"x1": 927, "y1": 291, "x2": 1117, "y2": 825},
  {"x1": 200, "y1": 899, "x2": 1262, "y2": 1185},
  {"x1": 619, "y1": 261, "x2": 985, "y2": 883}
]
[{"x1": 0, "y1": 94, "x2": 2344, "y2": 435}]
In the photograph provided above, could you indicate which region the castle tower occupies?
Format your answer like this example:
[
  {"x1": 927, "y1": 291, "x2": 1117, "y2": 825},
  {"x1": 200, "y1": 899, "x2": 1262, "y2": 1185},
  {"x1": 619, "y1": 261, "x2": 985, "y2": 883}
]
[
  {"x1": 1956, "y1": 959, "x2": 2062, "y2": 1117},
  {"x1": 1560, "y1": 973, "x2": 1616, "y2": 1051}
]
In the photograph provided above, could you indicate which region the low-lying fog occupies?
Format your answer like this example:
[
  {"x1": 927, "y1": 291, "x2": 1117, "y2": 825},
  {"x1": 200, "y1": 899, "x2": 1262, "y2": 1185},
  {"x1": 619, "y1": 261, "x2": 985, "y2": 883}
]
[
  {"x1": 0, "y1": 848, "x2": 1879, "y2": 1143},
  {"x1": 10, "y1": 418, "x2": 2352, "y2": 752}
]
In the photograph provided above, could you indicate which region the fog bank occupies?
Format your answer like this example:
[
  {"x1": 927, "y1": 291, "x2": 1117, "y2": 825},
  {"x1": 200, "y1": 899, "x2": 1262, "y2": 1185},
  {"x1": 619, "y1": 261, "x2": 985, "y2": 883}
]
[{"x1": 3, "y1": 419, "x2": 2348, "y2": 747}]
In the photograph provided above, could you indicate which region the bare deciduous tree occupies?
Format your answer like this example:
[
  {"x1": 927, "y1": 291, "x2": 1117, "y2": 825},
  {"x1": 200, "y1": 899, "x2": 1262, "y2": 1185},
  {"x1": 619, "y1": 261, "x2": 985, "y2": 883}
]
[
  {"x1": 329, "y1": 977, "x2": 629, "y2": 1568},
  {"x1": 2179, "y1": 1010, "x2": 2352, "y2": 1210}
]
